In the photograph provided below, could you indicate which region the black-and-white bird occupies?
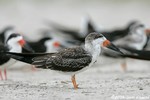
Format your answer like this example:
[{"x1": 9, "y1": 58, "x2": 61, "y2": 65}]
[
  {"x1": 46, "y1": 18, "x2": 139, "y2": 42},
  {"x1": 4, "y1": 32, "x2": 123, "y2": 89},
  {"x1": 113, "y1": 23, "x2": 149, "y2": 50},
  {"x1": 0, "y1": 33, "x2": 33, "y2": 80},
  {"x1": 23, "y1": 37, "x2": 64, "y2": 53},
  {"x1": 45, "y1": 16, "x2": 99, "y2": 42},
  {"x1": 44, "y1": 30, "x2": 83, "y2": 46},
  {"x1": 102, "y1": 23, "x2": 150, "y2": 71},
  {"x1": 103, "y1": 23, "x2": 149, "y2": 57},
  {"x1": 101, "y1": 21, "x2": 140, "y2": 41}
]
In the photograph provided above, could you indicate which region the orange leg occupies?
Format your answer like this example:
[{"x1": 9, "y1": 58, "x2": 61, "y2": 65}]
[
  {"x1": 71, "y1": 75, "x2": 78, "y2": 89},
  {"x1": 4, "y1": 68, "x2": 7, "y2": 80},
  {"x1": 0, "y1": 68, "x2": 3, "y2": 80},
  {"x1": 121, "y1": 61, "x2": 127, "y2": 72}
]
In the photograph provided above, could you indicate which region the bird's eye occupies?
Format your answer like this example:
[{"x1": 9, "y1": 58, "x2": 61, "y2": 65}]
[{"x1": 94, "y1": 34, "x2": 103, "y2": 39}]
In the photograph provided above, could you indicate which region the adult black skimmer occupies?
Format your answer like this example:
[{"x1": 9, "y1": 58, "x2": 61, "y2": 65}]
[
  {"x1": 23, "y1": 37, "x2": 57, "y2": 53},
  {"x1": 23, "y1": 36, "x2": 74, "y2": 53},
  {"x1": 46, "y1": 17, "x2": 139, "y2": 42},
  {"x1": 113, "y1": 23, "x2": 149, "y2": 50},
  {"x1": 45, "y1": 16, "x2": 99, "y2": 42},
  {"x1": 103, "y1": 23, "x2": 150, "y2": 71},
  {"x1": 40, "y1": 29, "x2": 83, "y2": 48},
  {"x1": 5, "y1": 32, "x2": 123, "y2": 89},
  {"x1": 0, "y1": 33, "x2": 33, "y2": 80}
]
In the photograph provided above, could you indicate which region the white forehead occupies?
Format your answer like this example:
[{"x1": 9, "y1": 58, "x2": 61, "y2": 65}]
[
  {"x1": 132, "y1": 26, "x2": 145, "y2": 35},
  {"x1": 92, "y1": 37, "x2": 106, "y2": 44}
]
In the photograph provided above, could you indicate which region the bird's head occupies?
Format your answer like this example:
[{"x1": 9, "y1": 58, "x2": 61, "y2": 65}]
[
  {"x1": 44, "y1": 37, "x2": 65, "y2": 52},
  {"x1": 129, "y1": 22, "x2": 150, "y2": 36},
  {"x1": 6, "y1": 33, "x2": 33, "y2": 52},
  {"x1": 85, "y1": 32, "x2": 123, "y2": 54}
]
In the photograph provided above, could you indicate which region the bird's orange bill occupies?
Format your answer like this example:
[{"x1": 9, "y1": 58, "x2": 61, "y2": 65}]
[
  {"x1": 18, "y1": 39, "x2": 26, "y2": 47},
  {"x1": 53, "y1": 41, "x2": 66, "y2": 48},
  {"x1": 53, "y1": 41, "x2": 60, "y2": 47},
  {"x1": 145, "y1": 29, "x2": 150, "y2": 35},
  {"x1": 103, "y1": 40, "x2": 124, "y2": 54},
  {"x1": 18, "y1": 39, "x2": 34, "y2": 52},
  {"x1": 103, "y1": 40, "x2": 110, "y2": 47}
]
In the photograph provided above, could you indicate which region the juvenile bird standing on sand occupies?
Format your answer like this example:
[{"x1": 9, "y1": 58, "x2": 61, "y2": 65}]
[{"x1": 4, "y1": 32, "x2": 123, "y2": 89}]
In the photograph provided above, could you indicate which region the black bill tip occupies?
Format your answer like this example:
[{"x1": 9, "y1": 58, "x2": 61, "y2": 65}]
[{"x1": 106, "y1": 43, "x2": 124, "y2": 55}]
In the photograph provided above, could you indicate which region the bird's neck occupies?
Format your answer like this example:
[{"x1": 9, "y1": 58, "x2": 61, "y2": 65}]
[
  {"x1": 9, "y1": 43, "x2": 22, "y2": 53},
  {"x1": 85, "y1": 42, "x2": 101, "y2": 59},
  {"x1": 44, "y1": 40, "x2": 57, "y2": 53}
]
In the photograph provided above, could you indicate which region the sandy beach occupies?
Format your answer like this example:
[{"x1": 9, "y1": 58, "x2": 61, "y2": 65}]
[{"x1": 0, "y1": 57, "x2": 149, "y2": 100}]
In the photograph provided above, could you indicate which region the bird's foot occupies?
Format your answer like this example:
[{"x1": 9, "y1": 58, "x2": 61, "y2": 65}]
[
  {"x1": 4, "y1": 68, "x2": 7, "y2": 80},
  {"x1": 0, "y1": 69, "x2": 3, "y2": 80},
  {"x1": 121, "y1": 62, "x2": 127, "y2": 72},
  {"x1": 71, "y1": 75, "x2": 79, "y2": 89},
  {"x1": 74, "y1": 84, "x2": 79, "y2": 89},
  {"x1": 31, "y1": 65, "x2": 37, "y2": 71}
]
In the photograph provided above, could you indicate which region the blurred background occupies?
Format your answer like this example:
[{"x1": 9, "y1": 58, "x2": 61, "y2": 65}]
[{"x1": 0, "y1": 0, "x2": 150, "y2": 39}]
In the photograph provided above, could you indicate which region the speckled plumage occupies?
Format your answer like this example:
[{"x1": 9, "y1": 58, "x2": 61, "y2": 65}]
[{"x1": 32, "y1": 46, "x2": 92, "y2": 72}]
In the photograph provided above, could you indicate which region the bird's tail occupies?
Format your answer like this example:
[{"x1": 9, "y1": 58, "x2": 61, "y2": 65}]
[{"x1": 4, "y1": 52, "x2": 53, "y2": 64}]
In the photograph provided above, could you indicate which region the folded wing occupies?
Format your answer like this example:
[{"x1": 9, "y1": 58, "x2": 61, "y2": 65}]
[{"x1": 32, "y1": 47, "x2": 92, "y2": 72}]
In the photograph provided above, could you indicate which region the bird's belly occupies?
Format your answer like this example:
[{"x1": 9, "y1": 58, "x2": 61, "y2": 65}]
[{"x1": 0, "y1": 59, "x2": 16, "y2": 69}]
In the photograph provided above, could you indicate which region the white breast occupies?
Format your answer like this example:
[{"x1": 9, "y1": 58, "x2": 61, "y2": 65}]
[{"x1": 1, "y1": 59, "x2": 16, "y2": 69}]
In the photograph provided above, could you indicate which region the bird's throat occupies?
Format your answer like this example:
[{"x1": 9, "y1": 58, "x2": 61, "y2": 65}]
[{"x1": 85, "y1": 43, "x2": 101, "y2": 58}]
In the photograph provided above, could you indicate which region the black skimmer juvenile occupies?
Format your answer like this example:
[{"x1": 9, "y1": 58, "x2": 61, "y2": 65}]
[
  {"x1": 5, "y1": 32, "x2": 123, "y2": 89},
  {"x1": 0, "y1": 33, "x2": 33, "y2": 80}
]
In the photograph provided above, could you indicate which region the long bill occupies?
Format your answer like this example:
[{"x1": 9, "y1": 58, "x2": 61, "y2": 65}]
[
  {"x1": 103, "y1": 40, "x2": 124, "y2": 54},
  {"x1": 18, "y1": 39, "x2": 34, "y2": 52}
]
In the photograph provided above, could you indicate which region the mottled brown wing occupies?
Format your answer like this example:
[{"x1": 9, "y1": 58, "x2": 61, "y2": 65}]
[
  {"x1": 58, "y1": 46, "x2": 88, "y2": 58},
  {"x1": 32, "y1": 47, "x2": 92, "y2": 72}
]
